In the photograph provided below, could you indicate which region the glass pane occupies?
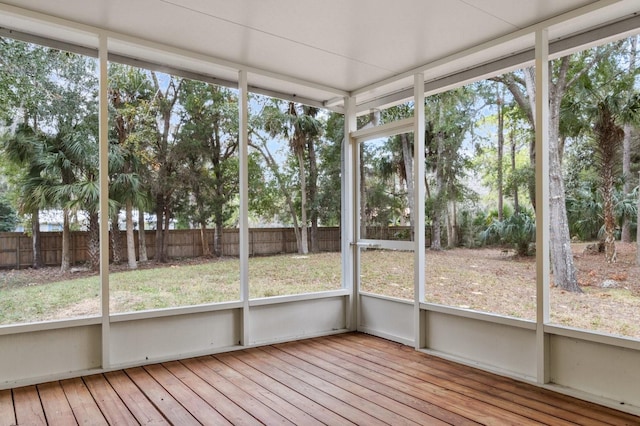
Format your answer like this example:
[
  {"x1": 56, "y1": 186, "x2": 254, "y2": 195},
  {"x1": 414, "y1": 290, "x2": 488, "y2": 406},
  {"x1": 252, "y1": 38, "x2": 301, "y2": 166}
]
[
  {"x1": 247, "y1": 96, "x2": 341, "y2": 299},
  {"x1": 361, "y1": 133, "x2": 414, "y2": 241},
  {"x1": 0, "y1": 40, "x2": 100, "y2": 323},
  {"x1": 420, "y1": 85, "x2": 536, "y2": 320},
  {"x1": 549, "y1": 35, "x2": 640, "y2": 339},
  {"x1": 108, "y1": 67, "x2": 240, "y2": 313},
  {"x1": 360, "y1": 248, "x2": 414, "y2": 300}
]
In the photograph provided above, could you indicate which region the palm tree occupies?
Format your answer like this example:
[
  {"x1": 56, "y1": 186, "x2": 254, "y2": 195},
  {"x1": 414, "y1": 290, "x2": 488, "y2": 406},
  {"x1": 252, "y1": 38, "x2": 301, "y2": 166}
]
[
  {"x1": 571, "y1": 47, "x2": 640, "y2": 263},
  {"x1": 263, "y1": 101, "x2": 322, "y2": 254},
  {"x1": 109, "y1": 64, "x2": 155, "y2": 269},
  {"x1": 481, "y1": 210, "x2": 536, "y2": 257},
  {"x1": 1, "y1": 124, "x2": 47, "y2": 268}
]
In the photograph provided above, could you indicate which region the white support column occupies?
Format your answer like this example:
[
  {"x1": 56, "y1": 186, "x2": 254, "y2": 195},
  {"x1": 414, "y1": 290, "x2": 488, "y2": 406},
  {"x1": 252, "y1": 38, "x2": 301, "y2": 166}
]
[
  {"x1": 98, "y1": 32, "x2": 110, "y2": 368},
  {"x1": 413, "y1": 73, "x2": 426, "y2": 349},
  {"x1": 238, "y1": 69, "x2": 250, "y2": 346},
  {"x1": 535, "y1": 28, "x2": 551, "y2": 384},
  {"x1": 342, "y1": 96, "x2": 358, "y2": 331}
]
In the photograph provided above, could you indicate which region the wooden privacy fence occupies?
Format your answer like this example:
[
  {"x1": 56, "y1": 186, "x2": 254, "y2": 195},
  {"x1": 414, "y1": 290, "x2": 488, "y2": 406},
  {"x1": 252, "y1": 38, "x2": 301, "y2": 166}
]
[{"x1": 0, "y1": 226, "x2": 414, "y2": 269}]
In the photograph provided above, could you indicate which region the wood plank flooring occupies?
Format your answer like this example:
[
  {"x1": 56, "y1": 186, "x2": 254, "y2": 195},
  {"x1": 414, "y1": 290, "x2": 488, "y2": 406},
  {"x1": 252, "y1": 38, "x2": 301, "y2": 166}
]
[{"x1": 1, "y1": 333, "x2": 639, "y2": 425}]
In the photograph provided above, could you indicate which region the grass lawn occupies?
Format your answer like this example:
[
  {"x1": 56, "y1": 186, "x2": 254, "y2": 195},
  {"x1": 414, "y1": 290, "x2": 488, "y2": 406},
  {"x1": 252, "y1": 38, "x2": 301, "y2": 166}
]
[{"x1": 1, "y1": 245, "x2": 639, "y2": 339}]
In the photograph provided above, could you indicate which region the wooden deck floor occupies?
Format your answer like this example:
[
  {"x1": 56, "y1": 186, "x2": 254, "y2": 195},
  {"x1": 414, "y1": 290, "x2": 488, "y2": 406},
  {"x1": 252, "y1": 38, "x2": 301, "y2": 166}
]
[{"x1": 1, "y1": 333, "x2": 638, "y2": 425}]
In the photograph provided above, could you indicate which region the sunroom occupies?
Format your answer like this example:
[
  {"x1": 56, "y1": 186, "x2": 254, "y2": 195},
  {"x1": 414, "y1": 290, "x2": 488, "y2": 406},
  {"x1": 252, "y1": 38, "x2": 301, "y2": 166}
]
[{"x1": 1, "y1": 0, "x2": 640, "y2": 423}]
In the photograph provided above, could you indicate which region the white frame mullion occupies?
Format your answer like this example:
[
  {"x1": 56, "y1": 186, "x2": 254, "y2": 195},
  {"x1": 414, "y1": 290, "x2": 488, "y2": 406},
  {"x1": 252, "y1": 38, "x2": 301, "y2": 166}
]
[
  {"x1": 98, "y1": 32, "x2": 110, "y2": 368},
  {"x1": 535, "y1": 28, "x2": 551, "y2": 384},
  {"x1": 239, "y1": 70, "x2": 250, "y2": 346},
  {"x1": 351, "y1": 118, "x2": 414, "y2": 144},
  {"x1": 342, "y1": 96, "x2": 358, "y2": 331},
  {"x1": 414, "y1": 73, "x2": 426, "y2": 349}
]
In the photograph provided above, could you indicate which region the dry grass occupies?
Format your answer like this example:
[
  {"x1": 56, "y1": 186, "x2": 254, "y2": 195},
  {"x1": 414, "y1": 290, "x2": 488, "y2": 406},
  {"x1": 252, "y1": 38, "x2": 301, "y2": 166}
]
[{"x1": 1, "y1": 243, "x2": 640, "y2": 338}]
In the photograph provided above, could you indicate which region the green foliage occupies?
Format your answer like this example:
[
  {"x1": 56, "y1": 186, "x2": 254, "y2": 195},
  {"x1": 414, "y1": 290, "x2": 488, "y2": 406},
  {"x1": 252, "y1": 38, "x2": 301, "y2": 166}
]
[
  {"x1": 315, "y1": 112, "x2": 343, "y2": 226},
  {"x1": 566, "y1": 181, "x2": 638, "y2": 241},
  {"x1": 481, "y1": 209, "x2": 536, "y2": 256},
  {"x1": 0, "y1": 196, "x2": 18, "y2": 231},
  {"x1": 457, "y1": 206, "x2": 488, "y2": 248}
]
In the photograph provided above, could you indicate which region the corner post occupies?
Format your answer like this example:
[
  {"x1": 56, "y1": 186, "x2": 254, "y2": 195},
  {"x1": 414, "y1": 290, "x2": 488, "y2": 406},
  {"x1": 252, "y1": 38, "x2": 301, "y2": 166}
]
[
  {"x1": 239, "y1": 69, "x2": 250, "y2": 345},
  {"x1": 98, "y1": 32, "x2": 110, "y2": 368},
  {"x1": 414, "y1": 73, "x2": 426, "y2": 349},
  {"x1": 343, "y1": 96, "x2": 358, "y2": 330},
  {"x1": 535, "y1": 28, "x2": 551, "y2": 384}
]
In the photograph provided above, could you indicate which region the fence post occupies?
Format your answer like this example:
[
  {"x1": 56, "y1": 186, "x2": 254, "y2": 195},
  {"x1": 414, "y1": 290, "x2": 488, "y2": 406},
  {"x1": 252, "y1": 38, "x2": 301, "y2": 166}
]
[{"x1": 16, "y1": 235, "x2": 20, "y2": 270}]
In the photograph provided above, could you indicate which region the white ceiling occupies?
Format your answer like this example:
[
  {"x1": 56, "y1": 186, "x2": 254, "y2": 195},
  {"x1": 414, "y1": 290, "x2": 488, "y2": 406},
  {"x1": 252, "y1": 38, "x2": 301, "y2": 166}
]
[{"x1": 1, "y1": 0, "x2": 640, "y2": 111}]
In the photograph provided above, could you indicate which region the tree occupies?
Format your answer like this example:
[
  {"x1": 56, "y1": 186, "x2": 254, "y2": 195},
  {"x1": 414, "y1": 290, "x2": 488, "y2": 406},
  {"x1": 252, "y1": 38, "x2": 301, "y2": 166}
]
[
  {"x1": 43, "y1": 51, "x2": 99, "y2": 272},
  {"x1": 0, "y1": 196, "x2": 18, "y2": 231},
  {"x1": 1, "y1": 124, "x2": 47, "y2": 268},
  {"x1": 316, "y1": 112, "x2": 343, "y2": 227},
  {"x1": 637, "y1": 172, "x2": 640, "y2": 266},
  {"x1": 570, "y1": 44, "x2": 640, "y2": 263},
  {"x1": 109, "y1": 64, "x2": 155, "y2": 269},
  {"x1": 492, "y1": 45, "x2": 613, "y2": 293},
  {"x1": 176, "y1": 80, "x2": 238, "y2": 256},
  {"x1": 621, "y1": 35, "x2": 637, "y2": 243},
  {"x1": 0, "y1": 38, "x2": 62, "y2": 268},
  {"x1": 482, "y1": 209, "x2": 536, "y2": 256},
  {"x1": 261, "y1": 100, "x2": 322, "y2": 254},
  {"x1": 380, "y1": 104, "x2": 415, "y2": 239},
  {"x1": 149, "y1": 73, "x2": 183, "y2": 263},
  {"x1": 496, "y1": 84, "x2": 505, "y2": 222},
  {"x1": 424, "y1": 88, "x2": 475, "y2": 250}
]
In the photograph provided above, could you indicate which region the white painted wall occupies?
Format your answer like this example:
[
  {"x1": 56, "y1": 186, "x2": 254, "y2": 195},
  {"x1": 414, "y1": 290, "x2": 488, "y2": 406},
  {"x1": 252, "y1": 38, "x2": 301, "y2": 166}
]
[
  {"x1": 0, "y1": 324, "x2": 101, "y2": 387},
  {"x1": 109, "y1": 309, "x2": 241, "y2": 367},
  {"x1": 248, "y1": 295, "x2": 347, "y2": 345},
  {"x1": 359, "y1": 293, "x2": 414, "y2": 346},
  {"x1": 424, "y1": 309, "x2": 537, "y2": 380},
  {"x1": 549, "y1": 334, "x2": 640, "y2": 408}
]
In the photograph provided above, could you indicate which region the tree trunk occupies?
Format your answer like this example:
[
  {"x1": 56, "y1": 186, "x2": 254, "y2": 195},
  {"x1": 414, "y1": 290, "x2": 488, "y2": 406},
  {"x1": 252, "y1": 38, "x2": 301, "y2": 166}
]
[
  {"x1": 155, "y1": 196, "x2": 166, "y2": 263},
  {"x1": 138, "y1": 209, "x2": 148, "y2": 262},
  {"x1": 126, "y1": 200, "x2": 137, "y2": 270},
  {"x1": 497, "y1": 87, "x2": 504, "y2": 221},
  {"x1": 401, "y1": 133, "x2": 414, "y2": 240},
  {"x1": 360, "y1": 143, "x2": 367, "y2": 239},
  {"x1": 602, "y1": 179, "x2": 617, "y2": 263},
  {"x1": 297, "y1": 150, "x2": 309, "y2": 254},
  {"x1": 447, "y1": 200, "x2": 457, "y2": 248},
  {"x1": 308, "y1": 138, "x2": 319, "y2": 252},
  {"x1": 430, "y1": 132, "x2": 445, "y2": 251},
  {"x1": 31, "y1": 210, "x2": 43, "y2": 269},
  {"x1": 87, "y1": 212, "x2": 100, "y2": 271},
  {"x1": 201, "y1": 221, "x2": 212, "y2": 257},
  {"x1": 215, "y1": 216, "x2": 224, "y2": 257},
  {"x1": 637, "y1": 171, "x2": 640, "y2": 266},
  {"x1": 110, "y1": 212, "x2": 123, "y2": 265},
  {"x1": 595, "y1": 108, "x2": 624, "y2": 264},
  {"x1": 621, "y1": 123, "x2": 632, "y2": 243},
  {"x1": 549, "y1": 101, "x2": 581, "y2": 292},
  {"x1": 60, "y1": 209, "x2": 71, "y2": 272},
  {"x1": 431, "y1": 214, "x2": 442, "y2": 251},
  {"x1": 162, "y1": 206, "x2": 171, "y2": 260},
  {"x1": 511, "y1": 128, "x2": 520, "y2": 213},
  {"x1": 622, "y1": 36, "x2": 637, "y2": 243},
  {"x1": 249, "y1": 137, "x2": 302, "y2": 253}
]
